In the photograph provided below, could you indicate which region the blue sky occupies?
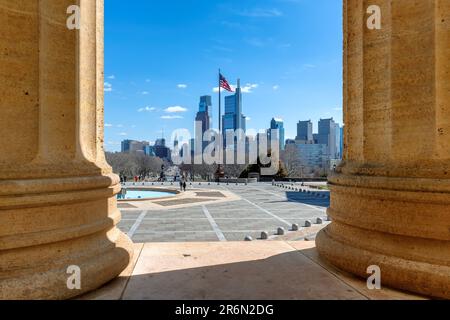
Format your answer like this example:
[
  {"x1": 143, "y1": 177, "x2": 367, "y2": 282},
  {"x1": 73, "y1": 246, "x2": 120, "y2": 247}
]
[{"x1": 104, "y1": 0, "x2": 343, "y2": 151}]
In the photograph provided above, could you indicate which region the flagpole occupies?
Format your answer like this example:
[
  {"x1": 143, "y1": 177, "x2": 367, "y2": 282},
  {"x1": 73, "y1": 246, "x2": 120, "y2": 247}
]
[
  {"x1": 218, "y1": 69, "x2": 222, "y2": 166},
  {"x1": 218, "y1": 69, "x2": 221, "y2": 133}
]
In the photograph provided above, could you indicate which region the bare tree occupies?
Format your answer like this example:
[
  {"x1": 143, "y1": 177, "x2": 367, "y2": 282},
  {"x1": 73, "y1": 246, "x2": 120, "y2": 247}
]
[
  {"x1": 281, "y1": 144, "x2": 303, "y2": 177},
  {"x1": 223, "y1": 164, "x2": 246, "y2": 178},
  {"x1": 106, "y1": 152, "x2": 164, "y2": 180}
]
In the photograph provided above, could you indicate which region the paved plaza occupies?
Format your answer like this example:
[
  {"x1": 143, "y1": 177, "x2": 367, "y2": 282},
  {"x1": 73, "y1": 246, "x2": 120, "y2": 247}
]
[{"x1": 117, "y1": 183, "x2": 330, "y2": 243}]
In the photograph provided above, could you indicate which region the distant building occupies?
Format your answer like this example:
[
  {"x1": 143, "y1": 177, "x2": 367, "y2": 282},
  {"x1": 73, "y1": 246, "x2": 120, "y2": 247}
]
[
  {"x1": 285, "y1": 139, "x2": 296, "y2": 147},
  {"x1": 195, "y1": 95, "x2": 212, "y2": 152},
  {"x1": 121, "y1": 140, "x2": 149, "y2": 154},
  {"x1": 121, "y1": 138, "x2": 170, "y2": 161},
  {"x1": 317, "y1": 118, "x2": 337, "y2": 159},
  {"x1": 296, "y1": 120, "x2": 313, "y2": 143},
  {"x1": 296, "y1": 143, "x2": 328, "y2": 169},
  {"x1": 144, "y1": 145, "x2": 155, "y2": 156},
  {"x1": 335, "y1": 123, "x2": 342, "y2": 159},
  {"x1": 222, "y1": 79, "x2": 246, "y2": 146},
  {"x1": 268, "y1": 118, "x2": 285, "y2": 151},
  {"x1": 155, "y1": 138, "x2": 166, "y2": 147}
]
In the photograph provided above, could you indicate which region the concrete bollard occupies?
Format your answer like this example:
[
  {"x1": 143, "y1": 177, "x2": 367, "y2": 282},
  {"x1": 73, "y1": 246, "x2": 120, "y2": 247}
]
[
  {"x1": 277, "y1": 227, "x2": 285, "y2": 236},
  {"x1": 244, "y1": 236, "x2": 253, "y2": 241},
  {"x1": 260, "y1": 231, "x2": 269, "y2": 240},
  {"x1": 292, "y1": 224, "x2": 299, "y2": 231},
  {"x1": 305, "y1": 220, "x2": 312, "y2": 227},
  {"x1": 316, "y1": 217, "x2": 324, "y2": 224}
]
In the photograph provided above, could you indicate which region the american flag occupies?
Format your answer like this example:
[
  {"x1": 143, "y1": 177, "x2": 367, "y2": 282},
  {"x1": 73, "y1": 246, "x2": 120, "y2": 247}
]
[{"x1": 220, "y1": 73, "x2": 234, "y2": 92}]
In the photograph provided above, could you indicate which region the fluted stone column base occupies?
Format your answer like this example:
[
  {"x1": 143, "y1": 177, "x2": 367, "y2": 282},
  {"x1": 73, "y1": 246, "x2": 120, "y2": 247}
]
[
  {"x1": 0, "y1": 174, "x2": 133, "y2": 300},
  {"x1": 317, "y1": 172, "x2": 450, "y2": 299}
]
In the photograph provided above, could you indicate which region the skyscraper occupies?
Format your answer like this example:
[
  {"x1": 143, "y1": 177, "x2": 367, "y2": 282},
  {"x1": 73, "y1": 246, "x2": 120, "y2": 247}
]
[
  {"x1": 334, "y1": 123, "x2": 341, "y2": 159},
  {"x1": 296, "y1": 120, "x2": 313, "y2": 142},
  {"x1": 195, "y1": 95, "x2": 211, "y2": 139},
  {"x1": 317, "y1": 118, "x2": 337, "y2": 159},
  {"x1": 269, "y1": 118, "x2": 285, "y2": 151},
  {"x1": 222, "y1": 79, "x2": 246, "y2": 147},
  {"x1": 195, "y1": 95, "x2": 212, "y2": 153},
  {"x1": 222, "y1": 79, "x2": 245, "y2": 134}
]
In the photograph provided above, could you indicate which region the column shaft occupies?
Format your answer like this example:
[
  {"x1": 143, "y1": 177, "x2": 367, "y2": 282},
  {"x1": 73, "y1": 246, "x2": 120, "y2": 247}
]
[
  {"x1": 0, "y1": 0, "x2": 133, "y2": 299},
  {"x1": 317, "y1": 0, "x2": 450, "y2": 299}
]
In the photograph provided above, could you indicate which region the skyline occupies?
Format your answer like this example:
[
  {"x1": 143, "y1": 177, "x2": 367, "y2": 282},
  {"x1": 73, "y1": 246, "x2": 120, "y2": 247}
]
[{"x1": 104, "y1": 0, "x2": 343, "y2": 151}]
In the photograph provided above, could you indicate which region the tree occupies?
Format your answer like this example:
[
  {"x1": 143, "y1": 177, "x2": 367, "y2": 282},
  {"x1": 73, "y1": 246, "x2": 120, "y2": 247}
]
[
  {"x1": 105, "y1": 152, "x2": 164, "y2": 180},
  {"x1": 281, "y1": 144, "x2": 304, "y2": 177}
]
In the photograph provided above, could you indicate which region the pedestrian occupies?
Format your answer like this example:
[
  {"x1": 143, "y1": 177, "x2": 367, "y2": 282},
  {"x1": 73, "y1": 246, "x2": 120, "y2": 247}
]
[
  {"x1": 179, "y1": 176, "x2": 184, "y2": 191},
  {"x1": 183, "y1": 177, "x2": 187, "y2": 192}
]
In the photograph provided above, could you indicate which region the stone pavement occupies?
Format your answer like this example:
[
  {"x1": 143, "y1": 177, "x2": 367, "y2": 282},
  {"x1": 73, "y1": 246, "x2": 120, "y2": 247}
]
[
  {"x1": 117, "y1": 183, "x2": 330, "y2": 243},
  {"x1": 81, "y1": 241, "x2": 426, "y2": 300}
]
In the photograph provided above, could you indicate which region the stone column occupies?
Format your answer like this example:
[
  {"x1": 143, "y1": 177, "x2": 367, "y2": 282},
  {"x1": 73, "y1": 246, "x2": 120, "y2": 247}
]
[
  {"x1": 0, "y1": 0, "x2": 133, "y2": 299},
  {"x1": 317, "y1": 0, "x2": 450, "y2": 299}
]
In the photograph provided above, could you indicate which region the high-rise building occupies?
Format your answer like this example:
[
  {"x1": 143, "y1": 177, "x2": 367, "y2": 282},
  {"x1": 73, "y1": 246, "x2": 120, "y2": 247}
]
[
  {"x1": 199, "y1": 95, "x2": 212, "y2": 112},
  {"x1": 195, "y1": 96, "x2": 211, "y2": 150},
  {"x1": 121, "y1": 140, "x2": 149, "y2": 154},
  {"x1": 296, "y1": 120, "x2": 313, "y2": 142},
  {"x1": 335, "y1": 123, "x2": 342, "y2": 159},
  {"x1": 144, "y1": 145, "x2": 156, "y2": 156},
  {"x1": 155, "y1": 138, "x2": 166, "y2": 147},
  {"x1": 121, "y1": 140, "x2": 132, "y2": 153},
  {"x1": 222, "y1": 79, "x2": 246, "y2": 148},
  {"x1": 269, "y1": 118, "x2": 285, "y2": 151},
  {"x1": 222, "y1": 79, "x2": 245, "y2": 134},
  {"x1": 317, "y1": 118, "x2": 337, "y2": 159},
  {"x1": 295, "y1": 143, "x2": 328, "y2": 168}
]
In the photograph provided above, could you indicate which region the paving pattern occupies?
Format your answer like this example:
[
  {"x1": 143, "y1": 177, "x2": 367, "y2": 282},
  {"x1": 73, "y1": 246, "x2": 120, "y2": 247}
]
[{"x1": 117, "y1": 183, "x2": 329, "y2": 243}]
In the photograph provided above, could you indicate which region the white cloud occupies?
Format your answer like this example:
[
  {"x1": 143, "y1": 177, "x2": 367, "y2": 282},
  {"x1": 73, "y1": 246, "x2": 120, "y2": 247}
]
[
  {"x1": 161, "y1": 115, "x2": 183, "y2": 120},
  {"x1": 141, "y1": 91, "x2": 149, "y2": 95},
  {"x1": 107, "y1": 75, "x2": 115, "y2": 80},
  {"x1": 164, "y1": 106, "x2": 188, "y2": 113},
  {"x1": 117, "y1": 124, "x2": 124, "y2": 128},
  {"x1": 145, "y1": 79, "x2": 151, "y2": 83},
  {"x1": 237, "y1": 8, "x2": 283, "y2": 17},
  {"x1": 105, "y1": 123, "x2": 113, "y2": 127},
  {"x1": 138, "y1": 106, "x2": 156, "y2": 112},
  {"x1": 333, "y1": 107, "x2": 343, "y2": 111},
  {"x1": 273, "y1": 85, "x2": 280, "y2": 90},
  {"x1": 241, "y1": 83, "x2": 259, "y2": 93},
  {"x1": 246, "y1": 117, "x2": 251, "y2": 121},
  {"x1": 118, "y1": 132, "x2": 127, "y2": 136},
  {"x1": 212, "y1": 83, "x2": 259, "y2": 94},
  {"x1": 177, "y1": 84, "x2": 188, "y2": 89},
  {"x1": 104, "y1": 82, "x2": 113, "y2": 92}
]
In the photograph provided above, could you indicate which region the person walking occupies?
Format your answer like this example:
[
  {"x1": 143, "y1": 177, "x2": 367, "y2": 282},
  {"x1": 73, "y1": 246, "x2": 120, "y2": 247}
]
[
  {"x1": 179, "y1": 175, "x2": 184, "y2": 191},
  {"x1": 182, "y1": 176, "x2": 187, "y2": 192}
]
